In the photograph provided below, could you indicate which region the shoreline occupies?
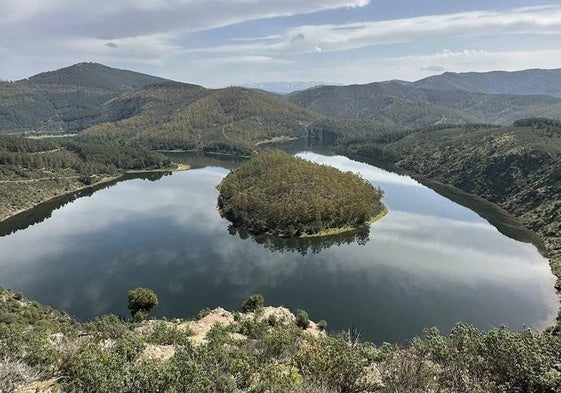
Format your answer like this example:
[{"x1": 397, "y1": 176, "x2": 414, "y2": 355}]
[
  {"x1": 0, "y1": 163, "x2": 190, "y2": 226},
  {"x1": 300, "y1": 204, "x2": 388, "y2": 238}
]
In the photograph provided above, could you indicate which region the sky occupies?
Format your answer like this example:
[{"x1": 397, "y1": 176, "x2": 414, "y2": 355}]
[{"x1": 1, "y1": 0, "x2": 561, "y2": 87}]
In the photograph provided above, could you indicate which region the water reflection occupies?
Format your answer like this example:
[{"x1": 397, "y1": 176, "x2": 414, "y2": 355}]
[
  {"x1": 0, "y1": 171, "x2": 170, "y2": 237},
  {"x1": 228, "y1": 226, "x2": 370, "y2": 255},
  {"x1": 0, "y1": 153, "x2": 557, "y2": 343}
]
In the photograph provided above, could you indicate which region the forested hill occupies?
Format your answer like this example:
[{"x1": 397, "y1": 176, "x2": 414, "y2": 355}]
[
  {"x1": 287, "y1": 80, "x2": 561, "y2": 126},
  {"x1": 4, "y1": 63, "x2": 561, "y2": 137},
  {"x1": 24, "y1": 62, "x2": 169, "y2": 91},
  {"x1": 337, "y1": 118, "x2": 561, "y2": 290},
  {"x1": 0, "y1": 63, "x2": 171, "y2": 135},
  {"x1": 413, "y1": 68, "x2": 561, "y2": 97},
  {"x1": 80, "y1": 85, "x2": 322, "y2": 154},
  {"x1": 287, "y1": 83, "x2": 478, "y2": 128}
]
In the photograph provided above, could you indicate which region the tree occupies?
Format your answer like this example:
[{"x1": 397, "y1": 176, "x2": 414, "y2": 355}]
[
  {"x1": 127, "y1": 287, "x2": 158, "y2": 320},
  {"x1": 295, "y1": 309, "x2": 310, "y2": 329},
  {"x1": 241, "y1": 294, "x2": 265, "y2": 313}
]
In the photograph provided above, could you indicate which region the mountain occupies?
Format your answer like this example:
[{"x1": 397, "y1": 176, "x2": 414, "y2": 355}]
[
  {"x1": 24, "y1": 62, "x2": 169, "y2": 91},
  {"x1": 287, "y1": 79, "x2": 561, "y2": 126},
  {"x1": 0, "y1": 63, "x2": 170, "y2": 135},
  {"x1": 81, "y1": 84, "x2": 322, "y2": 154},
  {"x1": 287, "y1": 83, "x2": 478, "y2": 127},
  {"x1": 241, "y1": 81, "x2": 334, "y2": 94},
  {"x1": 413, "y1": 69, "x2": 561, "y2": 97}
]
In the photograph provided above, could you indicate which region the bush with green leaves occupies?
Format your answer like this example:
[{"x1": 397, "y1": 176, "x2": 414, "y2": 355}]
[
  {"x1": 146, "y1": 321, "x2": 193, "y2": 345},
  {"x1": 241, "y1": 294, "x2": 265, "y2": 313},
  {"x1": 127, "y1": 287, "x2": 158, "y2": 320},
  {"x1": 295, "y1": 309, "x2": 310, "y2": 329}
]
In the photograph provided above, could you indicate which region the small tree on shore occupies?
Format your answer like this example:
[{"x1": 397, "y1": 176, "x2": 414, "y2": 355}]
[{"x1": 128, "y1": 287, "x2": 158, "y2": 321}]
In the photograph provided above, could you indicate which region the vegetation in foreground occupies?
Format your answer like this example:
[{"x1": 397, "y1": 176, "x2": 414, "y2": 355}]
[
  {"x1": 1, "y1": 287, "x2": 561, "y2": 393},
  {"x1": 217, "y1": 150, "x2": 385, "y2": 237}
]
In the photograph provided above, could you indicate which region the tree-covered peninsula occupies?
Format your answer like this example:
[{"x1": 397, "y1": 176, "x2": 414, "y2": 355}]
[{"x1": 217, "y1": 150, "x2": 385, "y2": 237}]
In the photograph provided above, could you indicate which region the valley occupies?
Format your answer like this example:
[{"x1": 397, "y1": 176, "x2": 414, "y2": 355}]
[{"x1": 2, "y1": 63, "x2": 561, "y2": 392}]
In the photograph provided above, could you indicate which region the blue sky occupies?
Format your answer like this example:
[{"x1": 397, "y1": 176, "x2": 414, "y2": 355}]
[{"x1": 1, "y1": 0, "x2": 561, "y2": 87}]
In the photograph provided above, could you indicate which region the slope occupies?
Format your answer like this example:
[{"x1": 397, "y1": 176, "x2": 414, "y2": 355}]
[
  {"x1": 81, "y1": 85, "x2": 322, "y2": 154},
  {"x1": 0, "y1": 63, "x2": 171, "y2": 135},
  {"x1": 287, "y1": 83, "x2": 477, "y2": 128},
  {"x1": 414, "y1": 69, "x2": 561, "y2": 97},
  {"x1": 288, "y1": 80, "x2": 561, "y2": 125},
  {"x1": 24, "y1": 62, "x2": 169, "y2": 91},
  {"x1": 338, "y1": 118, "x2": 561, "y2": 290}
]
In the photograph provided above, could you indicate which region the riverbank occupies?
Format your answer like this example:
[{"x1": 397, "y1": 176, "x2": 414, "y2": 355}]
[
  {"x1": 300, "y1": 203, "x2": 388, "y2": 238},
  {"x1": 340, "y1": 148, "x2": 561, "y2": 301},
  {"x1": 0, "y1": 163, "x2": 190, "y2": 226}
]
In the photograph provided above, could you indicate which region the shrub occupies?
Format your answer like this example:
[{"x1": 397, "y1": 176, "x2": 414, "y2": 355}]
[
  {"x1": 196, "y1": 307, "x2": 211, "y2": 320},
  {"x1": 295, "y1": 310, "x2": 310, "y2": 329},
  {"x1": 241, "y1": 294, "x2": 265, "y2": 313},
  {"x1": 317, "y1": 320, "x2": 327, "y2": 331},
  {"x1": 127, "y1": 287, "x2": 158, "y2": 320}
]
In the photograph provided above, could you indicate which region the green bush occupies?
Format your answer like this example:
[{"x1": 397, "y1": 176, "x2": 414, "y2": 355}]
[
  {"x1": 127, "y1": 287, "x2": 158, "y2": 320},
  {"x1": 295, "y1": 310, "x2": 310, "y2": 329},
  {"x1": 147, "y1": 321, "x2": 193, "y2": 345},
  {"x1": 241, "y1": 294, "x2": 265, "y2": 313},
  {"x1": 317, "y1": 320, "x2": 327, "y2": 331}
]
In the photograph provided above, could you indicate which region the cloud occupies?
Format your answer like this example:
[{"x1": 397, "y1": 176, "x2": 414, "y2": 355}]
[
  {"x1": 191, "y1": 55, "x2": 292, "y2": 66},
  {"x1": 195, "y1": 5, "x2": 561, "y2": 55},
  {"x1": 105, "y1": 42, "x2": 118, "y2": 48},
  {"x1": 0, "y1": 0, "x2": 370, "y2": 79},
  {"x1": 230, "y1": 35, "x2": 282, "y2": 43},
  {"x1": 0, "y1": 0, "x2": 371, "y2": 39},
  {"x1": 420, "y1": 65, "x2": 445, "y2": 72}
]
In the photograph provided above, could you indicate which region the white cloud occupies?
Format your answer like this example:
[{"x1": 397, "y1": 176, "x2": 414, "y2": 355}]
[
  {"x1": 204, "y1": 48, "x2": 561, "y2": 87},
  {"x1": 0, "y1": 0, "x2": 371, "y2": 39},
  {"x1": 195, "y1": 5, "x2": 561, "y2": 55},
  {"x1": 65, "y1": 34, "x2": 182, "y2": 65},
  {"x1": 382, "y1": 48, "x2": 561, "y2": 81}
]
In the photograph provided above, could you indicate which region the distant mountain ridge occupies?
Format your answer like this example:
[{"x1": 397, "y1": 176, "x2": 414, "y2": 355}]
[
  {"x1": 3, "y1": 63, "x2": 561, "y2": 136},
  {"x1": 241, "y1": 81, "x2": 337, "y2": 94},
  {"x1": 288, "y1": 69, "x2": 561, "y2": 125},
  {"x1": 413, "y1": 69, "x2": 561, "y2": 97}
]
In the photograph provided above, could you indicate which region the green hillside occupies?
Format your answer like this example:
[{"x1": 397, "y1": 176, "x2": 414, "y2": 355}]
[
  {"x1": 0, "y1": 63, "x2": 170, "y2": 135},
  {"x1": 2, "y1": 287, "x2": 561, "y2": 393},
  {"x1": 0, "y1": 134, "x2": 172, "y2": 222},
  {"x1": 287, "y1": 81, "x2": 561, "y2": 126},
  {"x1": 414, "y1": 68, "x2": 561, "y2": 97},
  {"x1": 82, "y1": 86, "x2": 322, "y2": 153},
  {"x1": 338, "y1": 118, "x2": 561, "y2": 289},
  {"x1": 287, "y1": 84, "x2": 477, "y2": 127}
]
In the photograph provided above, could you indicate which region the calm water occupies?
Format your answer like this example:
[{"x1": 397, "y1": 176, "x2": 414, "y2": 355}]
[{"x1": 0, "y1": 152, "x2": 557, "y2": 343}]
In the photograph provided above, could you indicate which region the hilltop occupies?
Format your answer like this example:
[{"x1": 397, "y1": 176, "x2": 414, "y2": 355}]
[
  {"x1": 413, "y1": 68, "x2": 561, "y2": 97},
  {"x1": 24, "y1": 62, "x2": 169, "y2": 91},
  {"x1": 0, "y1": 63, "x2": 171, "y2": 135}
]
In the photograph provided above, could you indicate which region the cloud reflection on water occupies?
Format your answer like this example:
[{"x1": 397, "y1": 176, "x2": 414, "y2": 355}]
[{"x1": 0, "y1": 154, "x2": 557, "y2": 341}]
